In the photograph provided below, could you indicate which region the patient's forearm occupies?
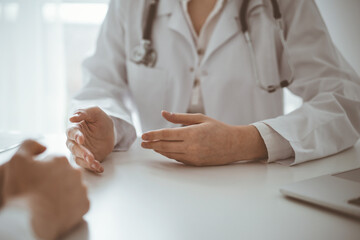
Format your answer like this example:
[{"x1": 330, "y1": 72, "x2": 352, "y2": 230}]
[
  {"x1": 27, "y1": 195, "x2": 59, "y2": 240},
  {"x1": 0, "y1": 164, "x2": 6, "y2": 208}
]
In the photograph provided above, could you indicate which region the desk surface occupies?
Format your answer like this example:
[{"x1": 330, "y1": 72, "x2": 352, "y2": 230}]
[{"x1": 1, "y1": 135, "x2": 360, "y2": 240}]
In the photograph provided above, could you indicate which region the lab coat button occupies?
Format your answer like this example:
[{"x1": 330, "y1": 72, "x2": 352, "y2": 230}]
[
  {"x1": 189, "y1": 67, "x2": 194, "y2": 72},
  {"x1": 193, "y1": 78, "x2": 200, "y2": 87},
  {"x1": 197, "y1": 48, "x2": 204, "y2": 56}
]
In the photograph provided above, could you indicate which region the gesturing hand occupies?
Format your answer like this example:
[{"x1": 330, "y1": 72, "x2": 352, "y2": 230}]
[
  {"x1": 66, "y1": 107, "x2": 115, "y2": 173},
  {"x1": 141, "y1": 111, "x2": 268, "y2": 166},
  {"x1": 1, "y1": 140, "x2": 89, "y2": 240}
]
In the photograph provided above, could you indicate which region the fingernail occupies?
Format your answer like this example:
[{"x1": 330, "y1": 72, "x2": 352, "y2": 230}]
[
  {"x1": 162, "y1": 110, "x2": 171, "y2": 115},
  {"x1": 142, "y1": 134, "x2": 148, "y2": 140},
  {"x1": 91, "y1": 163, "x2": 103, "y2": 173},
  {"x1": 77, "y1": 135, "x2": 83, "y2": 144},
  {"x1": 91, "y1": 163, "x2": 97, "y2": 170}
]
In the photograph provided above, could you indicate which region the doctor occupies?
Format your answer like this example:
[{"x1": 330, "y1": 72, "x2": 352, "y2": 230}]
[{"x1": 66, "y1": 0, "x2": 360, "y2": 173}]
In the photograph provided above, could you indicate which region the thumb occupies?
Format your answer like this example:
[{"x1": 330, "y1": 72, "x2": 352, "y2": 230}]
[
  {"x1": 69, "y1": 107, "x2": 100, "y2": 123},
  {"x1": 70, "y1": 110, "x2": 90, "y2": 123},
  {"x1": 161, "y1": 110, "x2": 206, "y2": 125},
  {"x1": 18, "y1": 140, "x2": 47, "y2": 156}
]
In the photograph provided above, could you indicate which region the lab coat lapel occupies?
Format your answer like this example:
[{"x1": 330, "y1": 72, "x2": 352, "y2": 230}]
[
  {"x1": 156, "y1": 0, "x2": 177, "y2": 16},
  {"x1": 202, "y1": 0, "x2": 264, "y2": 66},
  {"x1": 167, "y1": 1, "x2": 196, "y2": 55},
  {"x1": 201, "y1": 0, "x2": 240, "y2": 66}
]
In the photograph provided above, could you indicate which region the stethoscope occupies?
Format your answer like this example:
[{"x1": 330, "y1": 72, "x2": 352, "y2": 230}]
[
  {"x1": 131, "y1": 0, "x2": 294, "y2": 93},
  {"x1": 131, "y1": 0, "x2": 159, "y2": 67}
]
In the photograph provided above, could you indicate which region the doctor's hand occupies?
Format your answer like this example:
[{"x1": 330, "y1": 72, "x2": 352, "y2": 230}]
[
  {"x1": 141, "y1": 111, "x2": 268, "y2": 166},
  {"x1": 66, "y1": 107, "x2": 115, "y2": 173}
]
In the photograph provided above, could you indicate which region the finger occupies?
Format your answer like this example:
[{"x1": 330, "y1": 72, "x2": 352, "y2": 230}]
[
  {"x1": 89, "y1": 159, "x2": 104, "y2": 173},
  {"x1": 69, "y1": 109, "x2": 91, "y2": 123},
  {"x1": 66, "y1": 139, "x2": 93, "y2": 161},
  {"x1": 154, "y1": 150, "x2": 192, "y2": 164},
  {"x1": 66, "y1": 140, "x2": 103, "y2": 173},
  {"x1": 161, "y1": 110, "x2": 206, "y2": 125},
  {"x1": 74, "y1": 156, "x2": 104, "y2": 174},
  {"x1": 66, "y1": 126, "x2": 85, "y2": 145},
  {"x1": 141, "y1": 141, "x2": 185, "y2": 153},
  {"x1": 18, "y1": 140, "x2": 47, "y2": 156},
  {"x1": 142, "y1": 128, "x2": 185, "y2": 141},
  {"x1": 69, "y1": 107, "x2": 102, "y2": 123},
  {"x1": 52, "y1": 155, "x2": 72, "y2": 168},
  {"x1": 74, "y1": 157, "x2": 92, "y2": 171}
]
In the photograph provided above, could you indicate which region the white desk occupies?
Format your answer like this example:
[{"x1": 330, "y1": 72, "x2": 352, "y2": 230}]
[{"x1": 1, "y1": 135, "x2": 360, "y2": 240}]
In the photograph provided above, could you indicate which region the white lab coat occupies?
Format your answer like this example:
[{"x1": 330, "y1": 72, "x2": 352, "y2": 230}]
[{"x1": 73, "y1": 0, "x2": 360, "y2": 165}]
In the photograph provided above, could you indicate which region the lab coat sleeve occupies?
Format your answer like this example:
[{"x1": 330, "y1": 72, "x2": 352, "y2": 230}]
[
  {"x1": 262, "y1": 0, "x2": 360, "y2": 165},
  {"x1": 0, "y1": 199, "x2": 36, "y2": 240},
  {"x1": 111, "y1": 116, "x2": 137, "y2": 151},
  {"x1": 252, "y1": 122, "x2": 295, "y2": 163},
  {"x1": 72, "y1": 0, "x2": 136, "y2": 151}
]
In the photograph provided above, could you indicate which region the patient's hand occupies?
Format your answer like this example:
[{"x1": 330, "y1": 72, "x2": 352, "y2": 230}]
[
  {"x1": 66, "y1": 106, "x2": 115, "y2": 173},
  {"x1": 1, "y1": 140, "x2": 89, "y2": 240},
  {"x1": 141, "y1": 111, "x2": 268, "y2": 166}
]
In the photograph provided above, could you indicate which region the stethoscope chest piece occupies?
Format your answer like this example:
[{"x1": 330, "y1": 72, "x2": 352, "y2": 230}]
[{"x1": 131, "y1": 40, "x2": 157, "y2": 67}]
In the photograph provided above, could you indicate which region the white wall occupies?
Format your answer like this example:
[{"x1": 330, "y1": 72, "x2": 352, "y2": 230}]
[
  {"x1": 284, "y1": 0, "x2": 360, "y2": 114},
  {"x1": 316, "y1": 0, "x2": 360, "y2": 76}
]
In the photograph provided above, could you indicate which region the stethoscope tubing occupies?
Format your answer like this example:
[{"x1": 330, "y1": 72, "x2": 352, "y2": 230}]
[
  {"x1": 133, "y1": 0, "x2": 294, "y2": 93},
  {"x1": 143, "y1": 0, "x2": 159, "y2": 41}
]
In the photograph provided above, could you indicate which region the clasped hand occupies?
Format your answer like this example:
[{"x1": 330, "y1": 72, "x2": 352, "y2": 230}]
[{"x1": 1, "y1": 140, "x2": 89, "y2": 239}]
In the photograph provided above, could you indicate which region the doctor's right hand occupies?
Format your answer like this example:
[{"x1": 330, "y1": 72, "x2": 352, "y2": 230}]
[{"x1": 66, "y1": 107, "x2": 115, "y2": 173}]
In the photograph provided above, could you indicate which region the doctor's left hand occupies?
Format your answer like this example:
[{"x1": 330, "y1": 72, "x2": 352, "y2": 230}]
[
  {"x1": 141, "y1": 111, "x2": 268, "y2": 166},
  {"x1": 66, "y1": 107, "x2": 115, "y2": 173}
]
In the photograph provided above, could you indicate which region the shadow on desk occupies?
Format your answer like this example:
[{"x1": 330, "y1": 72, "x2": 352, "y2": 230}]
[
  {"x1": 60, "y1": 220, "x2": 89, "y2": 240},
  {"x1": 142, "y1": 159, "x2": 269, "y2": 188},
  {"x1": 79, "y1": 154, "x2": 117, "y2": 189}
]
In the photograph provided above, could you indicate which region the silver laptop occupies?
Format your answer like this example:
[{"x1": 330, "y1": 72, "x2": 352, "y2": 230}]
[{"x1": 280, "y1": 168, "x2": 360, "y2": 218}]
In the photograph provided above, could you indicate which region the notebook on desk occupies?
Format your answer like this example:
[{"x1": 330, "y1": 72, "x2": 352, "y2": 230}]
[
  {"x1": 0, "y1": 131, "x2": 41, "y2": 153},
  {"x1": 280, "y1": 168, "x2": 360, "y2": 218}
]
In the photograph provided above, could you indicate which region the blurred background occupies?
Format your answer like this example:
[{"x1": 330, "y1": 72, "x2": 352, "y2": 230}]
[{"x1": 0, "y1": 0, "x2": 359, "y2": 135}]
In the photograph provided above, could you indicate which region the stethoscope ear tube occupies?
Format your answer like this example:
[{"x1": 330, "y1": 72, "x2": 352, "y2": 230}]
[
  {"x1": 240, "y1": 0, "x2": 251, "y2": 32},
  {"x1": 143, "y1": 0, "x2": 159, "y2": 41},
  {"x1": 270, "y1": 0, "x2": 282, "y2": 19},
  {"x1": 240, "y1": 0, "x2": 282, "y2": 33},
  {"x1": 280, "y1": 80, "x2": 290, "y2": 88},
  {"x1": 241, "y1": 0, "x2": 293, "y2": 93}
]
